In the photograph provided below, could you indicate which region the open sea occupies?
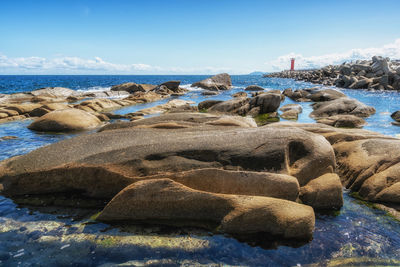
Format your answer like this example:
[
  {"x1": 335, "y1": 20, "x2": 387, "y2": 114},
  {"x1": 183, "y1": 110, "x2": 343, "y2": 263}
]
[{"x1": 0, "y1": 75, "x2": 399, "y2": 266}]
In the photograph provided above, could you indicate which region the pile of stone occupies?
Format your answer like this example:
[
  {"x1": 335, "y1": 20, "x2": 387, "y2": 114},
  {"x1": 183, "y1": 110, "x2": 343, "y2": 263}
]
[
  {"x1": 0, "y1": 80, "x2": 190, "y2": 131},
  {"x1": 265, "y1": 56, "x2": 400, "y2": 90}
]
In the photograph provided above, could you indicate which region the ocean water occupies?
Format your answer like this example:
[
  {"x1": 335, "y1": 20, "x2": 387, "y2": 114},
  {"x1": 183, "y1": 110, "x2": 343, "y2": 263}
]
[{"x1": 0, "y1": 75, "x2": 399, "y2": 266}]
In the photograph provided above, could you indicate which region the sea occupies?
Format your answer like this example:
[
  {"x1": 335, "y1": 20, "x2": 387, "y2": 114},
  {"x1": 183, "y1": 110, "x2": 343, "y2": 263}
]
[{"x1": 0, "y1": 75, "x2": 399, "y2": 266}]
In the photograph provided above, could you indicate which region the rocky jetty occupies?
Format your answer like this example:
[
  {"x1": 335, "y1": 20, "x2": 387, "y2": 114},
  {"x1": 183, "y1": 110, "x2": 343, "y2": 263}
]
[
  {"x1": 265, "y1": 56, "x2": 400, "y2": 90},
  {"x1": 0, "y1": 80, "x2": 189, "y2": 130},
  {"x1": 191, "y1": 73, "x2": 232, "y2": 91}
]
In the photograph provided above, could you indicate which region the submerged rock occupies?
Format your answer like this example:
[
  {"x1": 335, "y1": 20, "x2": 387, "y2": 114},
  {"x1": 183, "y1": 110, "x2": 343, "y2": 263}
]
[
  {"x1": 245, "y1": 85, "x2": 264, "y2": 91},
  {"x1": 97, "y1": 179, "x2": 315, "y2": 239},
  {"x1": 28, "y1": 109, "x2": 102, "y2": 132},
  {"x1": 191, "y1": 73, "x2": 232, "y2": 91}
]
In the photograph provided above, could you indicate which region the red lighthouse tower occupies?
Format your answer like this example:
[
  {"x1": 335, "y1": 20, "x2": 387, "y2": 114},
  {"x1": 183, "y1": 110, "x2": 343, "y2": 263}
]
[{"x1": 290, "y1": 58, "x2": 295, "y2": 71}]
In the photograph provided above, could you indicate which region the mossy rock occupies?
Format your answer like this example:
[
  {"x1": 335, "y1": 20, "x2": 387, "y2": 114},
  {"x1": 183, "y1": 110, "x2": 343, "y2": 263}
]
[{"x1": 254, "y1": 113, "x2": 280, "y2": 126}]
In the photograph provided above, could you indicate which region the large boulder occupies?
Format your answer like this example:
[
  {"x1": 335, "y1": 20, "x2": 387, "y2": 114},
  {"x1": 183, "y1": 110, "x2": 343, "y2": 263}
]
[
  {"x1": 1, "y1": 123, "x2": 335, "y2": 195},
  {"x1": 28, "y1": 109, "x2": 102, "y2": 132},
  {"x1": 97, "y1": 179, "x2": 315, "y2": 239},
  {"x1": 191, "y1": 73, "x2": 232, "y2": 91},
  {"x1": 310, "y1": 98, "x2": 376, "y2": 118},
  {"x1": 249, "y1": 93, "x2": 282, "y2": 114},
  {"x1": 159, "y1": 81, "x2": 180, "y2": 91},
  {"x1": 208, "y1": 98, "x2": 249, "y2": 114}
]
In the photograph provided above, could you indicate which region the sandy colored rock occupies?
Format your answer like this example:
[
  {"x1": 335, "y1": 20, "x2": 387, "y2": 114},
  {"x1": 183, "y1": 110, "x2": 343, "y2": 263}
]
[
  {"x1": 97, "y1": 179, "x2": 315, "y2": 239},
  {"x1": 28, "y1": 108, "x2": 102, "y2": 132},
  {"x1": 310, "y1": 98, "x2": 376, "y2": 118},
  {"x1": 299, "y1": 173, "x2": 343, "y2": 210},
  {"x1": 316, "y1": 115, "x2": 366, "y2": 128}
]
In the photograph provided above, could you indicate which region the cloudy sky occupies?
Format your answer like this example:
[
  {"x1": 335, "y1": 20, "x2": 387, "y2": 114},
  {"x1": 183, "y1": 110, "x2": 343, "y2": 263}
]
[{"x1": 1, "y1": 0, "x2": 400, "y2": 74}]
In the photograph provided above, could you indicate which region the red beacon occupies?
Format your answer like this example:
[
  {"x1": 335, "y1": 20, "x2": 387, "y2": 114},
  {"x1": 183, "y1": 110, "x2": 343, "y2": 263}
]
[{"x1": 290, "y1": 58, "x2": 295, "y2": 71}]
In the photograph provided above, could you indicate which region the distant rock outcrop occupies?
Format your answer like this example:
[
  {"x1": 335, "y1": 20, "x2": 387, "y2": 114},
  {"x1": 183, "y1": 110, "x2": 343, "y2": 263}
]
[{"x1": 191, "y1": 73, "x2": 232, "y2": 91}]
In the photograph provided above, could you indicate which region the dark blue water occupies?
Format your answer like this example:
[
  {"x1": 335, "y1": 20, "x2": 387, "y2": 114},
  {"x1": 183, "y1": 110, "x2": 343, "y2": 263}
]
[{"x1": 0, "y1": 75, "x2": 399, "y2": 266}]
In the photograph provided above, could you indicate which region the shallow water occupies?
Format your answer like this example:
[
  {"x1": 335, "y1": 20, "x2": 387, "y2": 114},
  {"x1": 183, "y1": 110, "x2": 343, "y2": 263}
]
[{"x1": 0, "y1": 75, "x2": 399, "y2": 266}]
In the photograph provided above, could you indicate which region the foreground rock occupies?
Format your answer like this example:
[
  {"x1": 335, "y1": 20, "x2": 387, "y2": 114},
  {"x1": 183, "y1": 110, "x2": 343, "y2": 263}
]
[
  {"x1": 28, "y1": 109, "x2": 102, "y2": 132},
  {"x1": 98, "y1": 179, "x2": 315, "y2": 239},
  {"x1": 191, "y1": 73, "x2": 232, "y2": 91},
  {"x1": 267, "y1": 122, "x2": 400, "y2": 208},
  {"x1": 265, "y1": 56, "x2": 400, "y2": 90}
]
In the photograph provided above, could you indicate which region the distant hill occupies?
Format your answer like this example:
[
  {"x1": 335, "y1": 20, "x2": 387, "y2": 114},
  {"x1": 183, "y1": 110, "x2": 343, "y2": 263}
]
[{"x1": 248, "y1": 71, "x2": 266, "y2": 75}]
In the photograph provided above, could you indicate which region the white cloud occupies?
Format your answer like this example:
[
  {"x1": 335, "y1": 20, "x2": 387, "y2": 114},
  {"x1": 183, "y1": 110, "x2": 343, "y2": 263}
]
[
  {"x1": 268, "y1": 38, "x2": 400, "y2": 71},
  {"x1": 0, "y1": 54, "x2": 155, "y2": 73},
  {"x1": 0, "y1": 54, "x2": 235, "y2": 74}
]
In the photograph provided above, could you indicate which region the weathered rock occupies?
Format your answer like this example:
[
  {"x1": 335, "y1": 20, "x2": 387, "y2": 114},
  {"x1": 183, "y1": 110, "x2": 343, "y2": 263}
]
[
  {"x1": 310, "y1": 98, "x2": 376, "y2": 118},
  {"x1": 249, "y1": 93, "x2": 281, "y2": 114},
  {"x1": 208, "y1": 98, "x2": 249, "y2": 114},
  {"x1": 316, "y1": 115, "x2": 366, "y2": 128},
  {"x1": 201, "y1": 91, "x2": 219, "y2": 96},
  {"x1": 279, "y1": 104, "x2": 302, "y2": 113},
  {"x1": 111, "y1": 82, "x2": 140, "y2": 93},
  {"x1": 97, "y1": 179, "x2": 315, "y2": 239},
  {"x1": 281, "y1": 110, "x2": 300, "y2": 120},
  {"x1": 299, "y1": 173, "x2": 343, "y2": 210},
  {"x1": 232, "y1": 92, "x2": 248, "y2": 98},
  {"x1": 2, "y1": 103, "x2": 42, "y2": 115},
  {"x1": 391, "y1": 111, "x2": 400, "y2": 122},
  {"x1": 283, "y1": 88, "x2": 311, "y2": 102},
  {"x1": 309, "y1": 89, "x2": 346, "y2": 102},
  {"x1": 160, "y1": 81, "x2": 180, "y2": 91},
  {"x1": 28, "y1": 109, "x2": 102, "y2": 132},
  {"x1": 147, "y1": 168, "x2": 299, "y2": 201},
  {"x1": 134, "y1": 99, "x2": 195, "y2": 115},
  {"x1": 191, "y1": 73, "x2": 232, "y2": 91},
  {"x1": 1, "y1": 123, "x2": 335, "y2": 192},
  {"x1": 198, "y1": 100, "x2": 223, "y2": 110},
  {"x1": 30, "y1": 87, "x2": 75, "y2": 98},
  {"x1": 245, "y1": 85, "x2": 264, "y2": 91}
]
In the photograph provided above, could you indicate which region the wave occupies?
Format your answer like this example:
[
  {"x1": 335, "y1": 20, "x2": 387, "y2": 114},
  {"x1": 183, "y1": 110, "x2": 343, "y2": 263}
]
[{"x1": 76, "y1": 86, "x2": 111, "y2": 93}]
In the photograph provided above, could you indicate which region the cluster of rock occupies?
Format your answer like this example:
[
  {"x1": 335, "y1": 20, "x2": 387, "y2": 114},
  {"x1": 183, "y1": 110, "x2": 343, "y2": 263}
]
[
  {"x1": 269, "y1": 122, "x2": 400, "y2": 207},
  {"x1": 191, "y1": 73, "x2": 232, "y2": 91},
  {"x1": 0, "y1": 80, "x2": 190, "y2": 131},
  {"x1": 0, "y1": 112, "x2": 344, "y2": 241},
  {"x1": 283, "y1": 87, "x2": 375, "y2": 128},
  {"x1": 265, "y1": 56, "x2": 400, "y2": 90}
]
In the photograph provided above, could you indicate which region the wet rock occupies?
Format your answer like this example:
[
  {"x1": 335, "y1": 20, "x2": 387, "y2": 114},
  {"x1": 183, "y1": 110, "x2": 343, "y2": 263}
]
[
  {"x1": 299, "y1": 173, "x2": 343, "y2": 210},
  {"x1": 245, "y1": 85, "x2": 264, "y2": 91},
  {"x1": 310, "y1": 98, "x2": 376, "y2": 118},
  {"x1": 191, "y1": 73, "x2": 232, "y2": 91},
  {"x1": 0, "y1": 136, "x2": 18, "y2": 141},
  {"x1": 316, "y1": 115, "x2": 366, "y2": 128},
  {"x1": 97, "y1": 179, "x2": 315, "y2": 239},
  {"x1": 28, "y1": 109, "x2": 102, "y2": 132}
]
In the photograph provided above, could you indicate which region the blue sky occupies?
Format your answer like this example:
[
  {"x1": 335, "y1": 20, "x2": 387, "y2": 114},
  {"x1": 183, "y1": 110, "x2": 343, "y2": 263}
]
[{"x1": 1, "y1": 0, "x2": 400, "y2": 74}]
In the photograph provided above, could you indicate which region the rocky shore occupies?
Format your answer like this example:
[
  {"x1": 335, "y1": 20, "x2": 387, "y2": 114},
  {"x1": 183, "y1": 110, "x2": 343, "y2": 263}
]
[
  {"x1": 0, "y1": 73, "x2": 399, "y2": 245},
  {"x1": 265, "y1": 56, "x2": 400, "y2": 90}
]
